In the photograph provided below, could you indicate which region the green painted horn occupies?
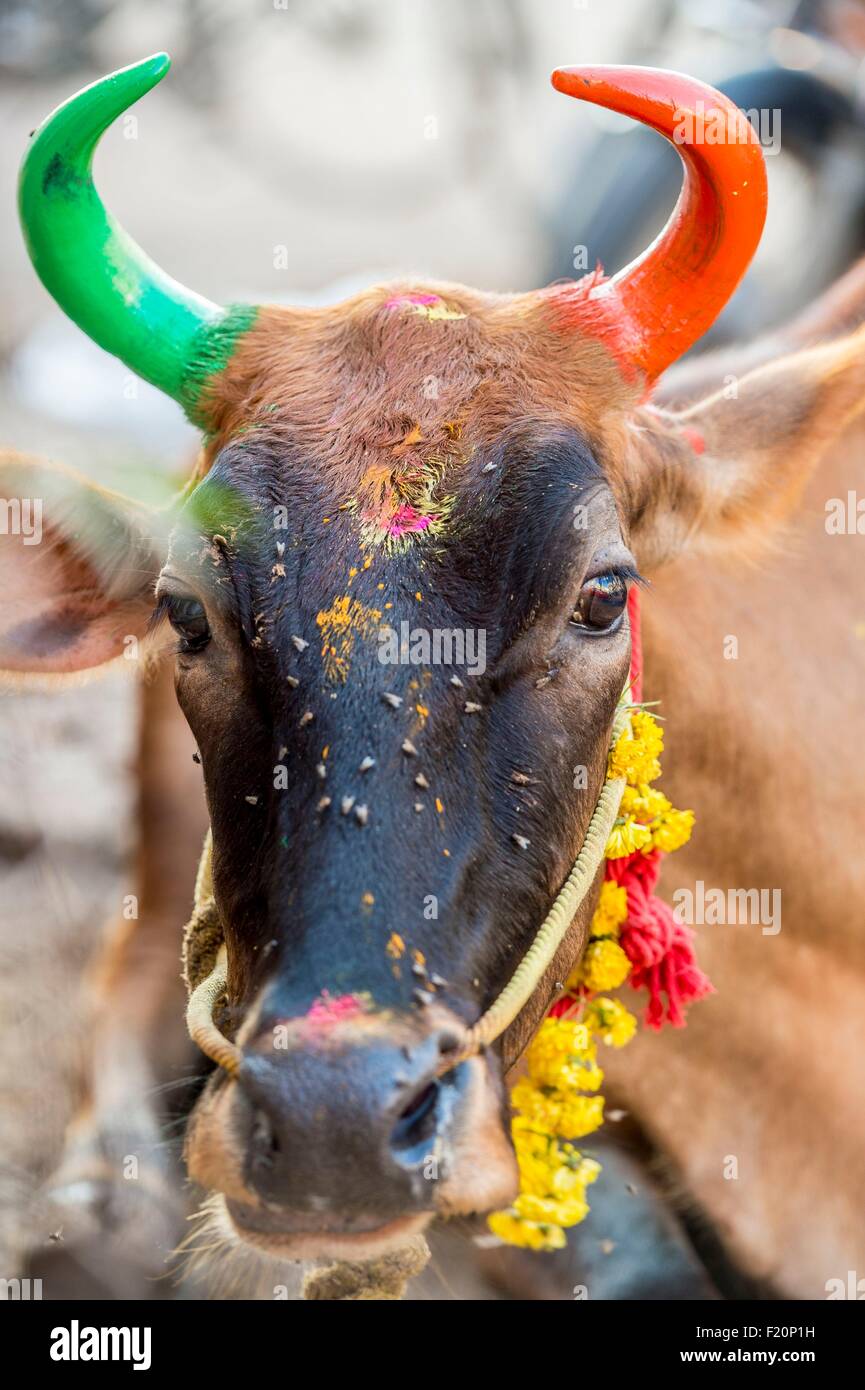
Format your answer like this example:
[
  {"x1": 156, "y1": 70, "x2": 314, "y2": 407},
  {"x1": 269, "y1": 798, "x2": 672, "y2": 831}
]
[{"x1": 18, "y1": 53, "x2": 256, "y2": 419}]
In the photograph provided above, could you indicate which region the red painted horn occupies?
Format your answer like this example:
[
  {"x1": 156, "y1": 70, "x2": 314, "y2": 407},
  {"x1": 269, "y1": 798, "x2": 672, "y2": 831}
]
[{"x1": 550, "y1": 66, "x2": 768, "y2": 381}]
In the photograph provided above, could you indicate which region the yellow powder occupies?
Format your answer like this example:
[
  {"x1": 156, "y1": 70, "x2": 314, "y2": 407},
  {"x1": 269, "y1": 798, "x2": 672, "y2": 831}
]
[{"x1": 316, "y1": 596, "x2": 383, "y2": 682}]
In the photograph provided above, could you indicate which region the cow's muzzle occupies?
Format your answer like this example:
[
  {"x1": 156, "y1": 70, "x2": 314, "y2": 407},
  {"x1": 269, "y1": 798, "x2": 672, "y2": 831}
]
[{"x1": 184, "y1": 1004, "x2": 518, "y2": 1260}]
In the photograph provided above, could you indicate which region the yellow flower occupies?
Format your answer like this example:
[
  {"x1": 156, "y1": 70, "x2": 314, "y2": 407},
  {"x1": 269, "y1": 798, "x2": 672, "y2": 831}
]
[
  {"x1": 585, "y1": 997, "x2": 638, "y2": 1048},
  {"x1": 511, "y1": 1125, "x2": 560, "y2": 1197},
  {"x1": 631, "y1": 709, "x2": 663, "y2": 743},
  {"x1": 487, "y1": 1210, "x2": 567, "y2": 1250},
  {"x1": 618, "y1": 783, "x2": 694, "y2": 854},
  {"x1": 555, "y1": 1093, "x2": 606, "y2": 1140},
  {"x1": 651, "y1": 806, "x2": 695, "y2": 853},
  {"x1": 512, "y1": 1123, "x2": 601, "y2": 1182},
  {"x1": 491, "y1": 1111, "x2": 607, "y2": 1246},
  {"x1": 524, "y1": 1018, "x2": 599, "y2": 1091},
  {"x1": 511, "y1": 1081, "x2": 605, "y2": 1139},
  {"x1": 514, "y1": 1190, "x2": 591, "y2": 1229},
  {"x1": 573, "y1": 938, "x2": 631, "y2": 992},
  {"x1": 605, "y1": 817, "x2": 653, "y2": 858},
  {"x1": 549, "y1": 1148, "x2": 602, "y2": 1197},
  {"x1": 589, "y1": 880, "x2": 628, "y2": 938},
  {"x1": 608, "y1": 710, "x2": 664, "y2": 785},
  {"x1": 492, "y1": 691, "x2": 697, "y2": 1255},
  {"x1": 564, "y1": 1151, "x2": 602, "y2": 1188},
  {"x1": 620, "y1": 784, "x2": 670, "y2": 820},
  {"x1": 528, "y1": 1016, "x2": 594, "y2": 1060},
  {"x1": 536, "y1": 1052, "x2": 604, "y2": 1094}
]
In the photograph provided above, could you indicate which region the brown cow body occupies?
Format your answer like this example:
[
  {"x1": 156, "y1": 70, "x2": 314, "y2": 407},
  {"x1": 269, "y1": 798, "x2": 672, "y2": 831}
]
[
  {"x1": 611, "y1": 425, "x2": 865, "y2": 1299},
  {"x1": 622, "y1": 281, "x2": 865, "y2": 1298}
]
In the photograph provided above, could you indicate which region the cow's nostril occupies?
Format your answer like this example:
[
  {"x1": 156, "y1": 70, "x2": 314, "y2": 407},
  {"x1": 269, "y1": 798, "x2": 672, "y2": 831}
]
[
  {"x1": 390, "y1": 1081, "x2": 439, "y2": 1160},
  {"x1": 250, "y1": 1106, "x2": 281, "y2": 1167}
]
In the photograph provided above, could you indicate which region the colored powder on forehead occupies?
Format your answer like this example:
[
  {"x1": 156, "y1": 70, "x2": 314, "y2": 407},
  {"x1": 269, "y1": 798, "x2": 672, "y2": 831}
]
[
  {"x1": 386, "y1": 293, "x2": 440, "y2": 307},
  {"x1": 316, "y1": 595, "x2": 383, "y2": 682},
  {"x1": 384, "y1": 292, "x2": 467, "y2": 322},
  {"x1": 387, "y1": 503, "x2": 433, "y2": 538},
  {"x1": 346, "y1": 422, "x2": 465, "y2": 551},
  {"x1": 298, "y1": 991, "x2": 373, "y2": 1038},
  {"x1": 307, "y1": 992, "x2": 367, "y2": 1022}
]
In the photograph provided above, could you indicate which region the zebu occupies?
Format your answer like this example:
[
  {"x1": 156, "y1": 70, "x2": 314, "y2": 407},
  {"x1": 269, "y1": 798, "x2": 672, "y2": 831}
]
[{"x1": 3, "y1": 55, "x2": 863, "y2": 1297}]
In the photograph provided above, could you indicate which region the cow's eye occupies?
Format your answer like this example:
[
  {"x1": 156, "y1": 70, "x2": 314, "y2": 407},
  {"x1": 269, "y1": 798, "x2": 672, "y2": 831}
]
[
  {"x1": 570, "y1": 573, "x2": 628, "y2": 632},
  {"x1": 166, "y1": 595, "x2": 211, "y2": 652}
]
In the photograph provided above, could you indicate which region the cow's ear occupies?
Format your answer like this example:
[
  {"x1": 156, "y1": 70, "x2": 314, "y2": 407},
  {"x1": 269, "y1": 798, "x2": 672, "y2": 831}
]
[
  {"x1": 619, "y1": 327, "x2": 865, "y2": 570},
  {"x1": 0, "y1": 453, "x2": 167, "y2": 676}
]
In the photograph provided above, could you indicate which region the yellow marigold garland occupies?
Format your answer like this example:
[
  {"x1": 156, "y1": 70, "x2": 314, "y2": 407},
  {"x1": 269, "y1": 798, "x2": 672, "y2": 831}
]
[{"x1": 489, "y1": 707, "x2": 694, "y2": 1251}]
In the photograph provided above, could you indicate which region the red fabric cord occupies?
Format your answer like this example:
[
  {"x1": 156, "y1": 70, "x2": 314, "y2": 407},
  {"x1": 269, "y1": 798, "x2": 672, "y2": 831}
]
[{"x1": 627, "y1": 584, "x2": 644, "y2": 701}]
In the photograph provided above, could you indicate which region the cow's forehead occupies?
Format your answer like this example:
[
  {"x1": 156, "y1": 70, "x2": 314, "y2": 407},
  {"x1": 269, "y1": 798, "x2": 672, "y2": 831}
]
[
  {"x1": 199, "y1": 281, "x2": 639, "y2": 481},
  {"x1": 182, "y1": 418, "x2": 611, "y2": 574},
  {"x1": 169, "y1": 411, "x2": 617, "y2": 670},
  {"x1": 170, "y1": 283, "x2": 635, "y2": 642}
]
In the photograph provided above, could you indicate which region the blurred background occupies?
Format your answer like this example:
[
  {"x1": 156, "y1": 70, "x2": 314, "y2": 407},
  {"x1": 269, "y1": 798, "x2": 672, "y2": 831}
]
[{"x1": 2, "y1": 0, "x2": 865, "y2": 1295}]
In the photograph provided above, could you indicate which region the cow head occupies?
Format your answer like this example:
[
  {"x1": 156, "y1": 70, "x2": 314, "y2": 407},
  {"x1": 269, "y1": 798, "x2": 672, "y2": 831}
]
[{"x1": 15, "y1": 52, "x2": 855, "y2": 1262}]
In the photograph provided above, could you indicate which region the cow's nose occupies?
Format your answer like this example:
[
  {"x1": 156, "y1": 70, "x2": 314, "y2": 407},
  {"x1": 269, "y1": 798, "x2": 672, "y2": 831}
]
[{"x1": 235, "y1": 1025, "x2": 469, "y2": 1214}]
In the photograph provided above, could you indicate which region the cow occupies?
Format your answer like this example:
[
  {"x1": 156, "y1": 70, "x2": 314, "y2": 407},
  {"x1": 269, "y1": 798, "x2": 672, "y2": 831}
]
[{"x1": 3, "y1": 53, "x2": 864, "y2": 1298}]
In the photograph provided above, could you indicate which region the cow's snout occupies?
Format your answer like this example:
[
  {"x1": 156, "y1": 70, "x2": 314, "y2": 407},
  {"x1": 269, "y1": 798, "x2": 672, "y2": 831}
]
[
  {"x1": 185, "y1": 1006, "x2": 519, "y2": 1259},
  {"x1": 240, "y1": 1024, "x2": 467, "y2": 1210}
]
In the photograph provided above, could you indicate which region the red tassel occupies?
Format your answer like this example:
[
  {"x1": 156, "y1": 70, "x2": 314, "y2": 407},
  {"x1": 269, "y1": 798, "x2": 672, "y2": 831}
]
[{"x1": 607, "y1": 850, "x2": 714, "y2": 1028}]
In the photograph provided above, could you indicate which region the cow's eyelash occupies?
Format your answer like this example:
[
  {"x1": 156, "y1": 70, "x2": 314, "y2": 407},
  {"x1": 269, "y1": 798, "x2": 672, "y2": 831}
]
[
  {"x1": 147, "y1": 591, "x2": 174, "y2": 635},
  {"x1": 587, "y1": 562, "x2": 647, "y2": 589},
  {"x1": 147, "y1": 593, "x2": 191, "y2": 656}
]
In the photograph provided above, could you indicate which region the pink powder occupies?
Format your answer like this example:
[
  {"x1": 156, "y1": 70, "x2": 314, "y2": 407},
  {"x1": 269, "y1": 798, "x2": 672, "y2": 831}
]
[
  {"x1": 386, "y1": 504, "x2": 433, "y2": 538},
  {"x1": 304, "y1": 992, "x2": 367, "y2": 1029},
  {"x1": 385, "y1": 293, "x2": 440, "y2": 309},
  {"x1": 679, "y1": 425, "x2": 706, "y2": 455}
]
